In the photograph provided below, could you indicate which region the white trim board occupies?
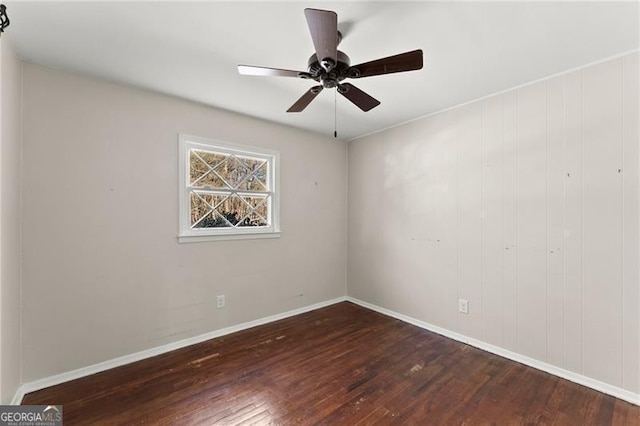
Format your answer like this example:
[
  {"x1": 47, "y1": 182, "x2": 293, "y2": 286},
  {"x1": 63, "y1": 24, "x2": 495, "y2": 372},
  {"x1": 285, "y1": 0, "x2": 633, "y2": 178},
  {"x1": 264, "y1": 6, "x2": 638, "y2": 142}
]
[
  {"x1": 12, "y1": 295, "x2": 639, "y2": 407},
  {"x1": 11, "y1": 296, "x2": 347, "y2": 405},
  {"x1": 346, "y1": 296, "x2": 640, "y2": 407}
]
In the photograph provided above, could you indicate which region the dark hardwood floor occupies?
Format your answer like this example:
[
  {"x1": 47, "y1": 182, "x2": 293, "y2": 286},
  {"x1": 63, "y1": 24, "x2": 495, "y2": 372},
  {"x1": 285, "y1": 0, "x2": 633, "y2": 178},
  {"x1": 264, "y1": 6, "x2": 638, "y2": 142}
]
[{"x1": 23, "y1": 302, "x2": 639, "y2": 425}]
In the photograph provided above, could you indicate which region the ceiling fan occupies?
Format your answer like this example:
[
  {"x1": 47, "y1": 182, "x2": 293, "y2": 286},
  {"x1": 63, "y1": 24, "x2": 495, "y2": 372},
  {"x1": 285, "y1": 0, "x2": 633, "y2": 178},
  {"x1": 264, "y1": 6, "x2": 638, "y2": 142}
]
[{"x1": 238, "y1": 8, "x2": 424, "y2": 113}]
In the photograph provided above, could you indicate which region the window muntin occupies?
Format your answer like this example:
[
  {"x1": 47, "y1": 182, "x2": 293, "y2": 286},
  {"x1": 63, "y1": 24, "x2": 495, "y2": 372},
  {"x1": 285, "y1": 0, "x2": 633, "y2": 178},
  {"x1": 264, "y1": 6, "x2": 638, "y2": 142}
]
[{"x1": 179, "y1": 135, "x2": 279, "y2": 242}]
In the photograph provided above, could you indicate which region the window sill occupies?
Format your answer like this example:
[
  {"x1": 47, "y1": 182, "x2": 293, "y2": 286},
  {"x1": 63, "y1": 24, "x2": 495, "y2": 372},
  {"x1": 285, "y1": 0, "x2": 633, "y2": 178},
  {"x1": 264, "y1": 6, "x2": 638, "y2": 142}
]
[{"x1": 178, "y1": 232, "x2": 281, "y2": 243}]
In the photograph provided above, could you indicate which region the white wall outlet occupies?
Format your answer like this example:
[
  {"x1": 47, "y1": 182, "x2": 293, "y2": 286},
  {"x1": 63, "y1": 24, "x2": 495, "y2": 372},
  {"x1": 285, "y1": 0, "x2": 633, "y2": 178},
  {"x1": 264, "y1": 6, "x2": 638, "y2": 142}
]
[
  {"x1": 458, "y1": 299, "x2": 469, "y2": 314},
  {"x1": 216, "y1": 295, "x2": 226, "y2": 308}
]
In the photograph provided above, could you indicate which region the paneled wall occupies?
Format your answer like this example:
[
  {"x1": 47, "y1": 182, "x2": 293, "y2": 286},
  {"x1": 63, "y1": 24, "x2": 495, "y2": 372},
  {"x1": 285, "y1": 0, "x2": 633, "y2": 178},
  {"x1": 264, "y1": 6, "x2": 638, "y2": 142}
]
[{"x1": 348, "y1": 52, "x2": 639, "y2": 393}]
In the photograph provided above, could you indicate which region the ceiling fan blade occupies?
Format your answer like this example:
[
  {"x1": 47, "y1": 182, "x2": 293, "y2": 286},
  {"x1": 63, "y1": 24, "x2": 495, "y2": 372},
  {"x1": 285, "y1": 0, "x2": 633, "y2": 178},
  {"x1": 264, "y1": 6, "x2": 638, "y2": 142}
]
[
  {"x1": 304, "y1": 8, "x2": 338, "y2": 70},
  {"x1": 287, "y1": 86, "x2": 323, "y2": 113},
  {"x1": 238, "y1": 65, "x2": 305, "y2": 78},
  {"x1": 338, "y1": 83, "x2": 380, "y2": 112},
  {"x1": 350, "y1": 49, "x2": 423, "y2": 78}
]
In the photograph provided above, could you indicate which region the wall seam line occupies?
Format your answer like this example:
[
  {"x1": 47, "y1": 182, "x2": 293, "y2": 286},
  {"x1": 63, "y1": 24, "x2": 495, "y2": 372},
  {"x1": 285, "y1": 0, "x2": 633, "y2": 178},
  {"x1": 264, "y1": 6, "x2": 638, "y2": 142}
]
[
  {"x1": 579, "y1": 69, "x2": 585, "y2": 375},
  {"x1": 562, "y1": 75, "x2": 567, "y2": 370},
  {"x1": 619, "y1": 57, "x2": 625, "y2": 387},
  {"x1": 481, "y1": 102, "x2": 485, "y2": 341},
  {"x1": 456, "y1": 109, "x2": 461, "y2": 333},
  {"x1": 501, "y1": 95, "x2": 505, "y2": 346},
  {"x1": 546, "y1": 81, "x2": 550, "y2": 363},
  {"x1": 515, "y1": 90, "x2": 519, "y2": 352},
  {"x1": 19, "y1": 56, "x2": 25, "y2": 396}
]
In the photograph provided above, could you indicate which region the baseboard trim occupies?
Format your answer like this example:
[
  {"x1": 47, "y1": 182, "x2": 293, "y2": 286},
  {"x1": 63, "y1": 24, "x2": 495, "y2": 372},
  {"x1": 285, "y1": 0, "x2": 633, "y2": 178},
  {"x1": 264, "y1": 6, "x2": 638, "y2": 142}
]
[
  {"x1": 346, "y1": 296, "x2": 640, "y2": 407},
  {"x1": 11, "y1": 296, "x2": 348, "y2": 405},
  {"x1": 13, "y1": 295, "x2": 639, "y2": 407},
  {"x1": 10, "y1": 387, "x2": 25, "y2": 406}
]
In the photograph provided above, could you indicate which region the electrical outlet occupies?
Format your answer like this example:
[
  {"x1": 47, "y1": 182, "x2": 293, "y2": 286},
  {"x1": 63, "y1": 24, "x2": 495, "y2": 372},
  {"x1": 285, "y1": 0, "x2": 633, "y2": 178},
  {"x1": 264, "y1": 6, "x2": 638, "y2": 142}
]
[
  {"x1": 458, "y1": 299, "x2": 469, "y2": 314},
  {"x1": 216, "y1": 295, "x2": 226, "y2": 308}
]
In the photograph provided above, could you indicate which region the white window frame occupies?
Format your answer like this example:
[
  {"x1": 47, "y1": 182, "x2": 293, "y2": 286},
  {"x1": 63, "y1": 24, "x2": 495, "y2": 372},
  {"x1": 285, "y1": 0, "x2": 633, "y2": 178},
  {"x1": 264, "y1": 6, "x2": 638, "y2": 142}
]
[{"x1": 178, "y1": 134, "x2": 280, "y2": 243}]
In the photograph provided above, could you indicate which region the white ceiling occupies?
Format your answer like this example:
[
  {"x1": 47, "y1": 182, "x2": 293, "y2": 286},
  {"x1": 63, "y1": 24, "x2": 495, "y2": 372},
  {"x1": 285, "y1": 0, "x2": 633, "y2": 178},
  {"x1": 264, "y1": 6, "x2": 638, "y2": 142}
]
[{"x1": 5, "y1": 1, "x2": 639, "y2": 140}]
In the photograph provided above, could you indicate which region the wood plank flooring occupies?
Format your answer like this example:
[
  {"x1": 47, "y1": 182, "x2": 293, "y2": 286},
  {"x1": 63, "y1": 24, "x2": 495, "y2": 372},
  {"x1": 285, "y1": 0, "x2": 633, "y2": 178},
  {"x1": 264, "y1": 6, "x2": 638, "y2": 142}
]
[{"x1": 23, "y1": 302, "x2": 639, "y2": 425}]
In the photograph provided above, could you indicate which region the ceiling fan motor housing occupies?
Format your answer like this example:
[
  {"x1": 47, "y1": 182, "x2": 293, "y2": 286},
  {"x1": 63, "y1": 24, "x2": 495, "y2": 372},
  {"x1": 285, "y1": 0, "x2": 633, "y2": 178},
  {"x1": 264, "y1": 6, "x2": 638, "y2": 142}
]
[{"x1": 307, "y1": 50, "x2": 356, "y2": 88}]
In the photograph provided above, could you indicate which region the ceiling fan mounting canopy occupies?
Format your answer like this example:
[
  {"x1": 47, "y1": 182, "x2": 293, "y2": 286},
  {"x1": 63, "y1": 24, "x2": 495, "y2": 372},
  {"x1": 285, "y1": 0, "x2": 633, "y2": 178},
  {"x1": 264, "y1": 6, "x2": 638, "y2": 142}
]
[{"x1": 238, "y1": 8, "x2": 424, "y2": 113}]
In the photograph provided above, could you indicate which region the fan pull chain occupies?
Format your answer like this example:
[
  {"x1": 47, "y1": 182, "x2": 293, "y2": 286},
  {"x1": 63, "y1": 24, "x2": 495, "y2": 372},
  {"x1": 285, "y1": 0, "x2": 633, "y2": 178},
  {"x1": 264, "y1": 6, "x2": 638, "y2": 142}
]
[{"x1": 334, "y1": 89, "x2": 338, "y2": 138}]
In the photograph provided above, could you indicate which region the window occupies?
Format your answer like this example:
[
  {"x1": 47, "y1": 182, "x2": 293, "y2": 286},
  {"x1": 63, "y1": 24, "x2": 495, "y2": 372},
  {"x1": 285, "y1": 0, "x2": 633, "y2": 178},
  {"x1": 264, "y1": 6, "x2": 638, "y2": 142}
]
[{"x1": 178, "y1": 134, "x2": 280, "y2": 242}]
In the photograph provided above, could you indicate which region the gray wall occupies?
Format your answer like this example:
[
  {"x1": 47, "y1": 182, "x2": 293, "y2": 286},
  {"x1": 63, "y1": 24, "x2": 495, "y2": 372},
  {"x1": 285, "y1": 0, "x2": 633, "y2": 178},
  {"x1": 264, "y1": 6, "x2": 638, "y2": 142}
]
[
  {"x1": 21, "y1": 63, "x2": 347, "y2": 381},
  {"x1": 0, "y1": 38, "x2": 23, "y2": 403},
  {"x1": 348, "y1": 52, "x2": 639, "y2": 393}
]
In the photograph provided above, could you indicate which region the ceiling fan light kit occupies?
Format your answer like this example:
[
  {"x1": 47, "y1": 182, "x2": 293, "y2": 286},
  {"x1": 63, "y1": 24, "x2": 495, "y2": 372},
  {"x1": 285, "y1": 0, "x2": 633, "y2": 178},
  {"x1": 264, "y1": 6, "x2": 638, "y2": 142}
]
[{"x1": 238, "y1": 8, "x2": 424, "y2": 114}]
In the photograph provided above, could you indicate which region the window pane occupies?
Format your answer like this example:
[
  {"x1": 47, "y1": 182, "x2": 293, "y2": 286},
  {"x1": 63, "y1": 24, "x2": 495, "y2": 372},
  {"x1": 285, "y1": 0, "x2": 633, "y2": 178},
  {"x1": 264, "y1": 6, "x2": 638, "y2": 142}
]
[
  {"x1": 191, "y1": 193, "x2": 231, "y2": 228},
  {"x1": 192, "y1": 170, "x2": 227, "y2": 189},
  {"x1": 236, "y1": 161, "x2": 268, "y2": 191},
  {"x1": 189, "y1": 151, "x2": 210, "y2": 185},
  {"x1": 214, "y1": 194, "x2": 249, "y2": 226},
  {"x1": 194, "y1": 150, "x2": 226, "y2": 168},
  {"x1": 180, "y1": 135, "x2": 278, "y2": 239},
  {"x1": 192, "y1": 211, "x2": 231, "y2": 228},
  {"x1": 190, "y1": 150, "x2": 228, "y2": 188},
  {"x1": 243, "y1": 195, "x2": 268, "y2": 216},
  {"x1": 191, "y1": 192, "x2": 270, "y2": 229},
  {"x1": 214, "y1": 155, "x2": 252, "y2": 189},
  {"x1": 236, "y1": 195, "x2": 269, "y2": 227},
  {"x1": 190, "y1": 192, "x2": 212, "y2": 227},
  {"x1": 237, "y1": 211, "x2": 268, "y2": 227}
]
